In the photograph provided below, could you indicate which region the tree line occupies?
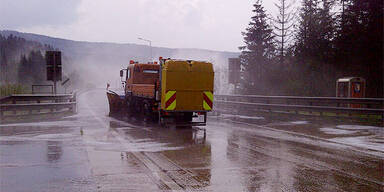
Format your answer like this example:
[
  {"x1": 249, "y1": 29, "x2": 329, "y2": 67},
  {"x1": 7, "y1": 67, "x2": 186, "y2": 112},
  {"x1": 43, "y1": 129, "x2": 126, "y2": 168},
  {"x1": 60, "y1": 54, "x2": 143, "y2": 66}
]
[
  {"x1": 0, "y1": 34, "x2": 84, "y2": 93},
  {"x1": 238, "y1": 0, "x2": 383, "y2": 97},
  {"x1": 0, "y1": 34, "x2": 52, "y2": 85}
]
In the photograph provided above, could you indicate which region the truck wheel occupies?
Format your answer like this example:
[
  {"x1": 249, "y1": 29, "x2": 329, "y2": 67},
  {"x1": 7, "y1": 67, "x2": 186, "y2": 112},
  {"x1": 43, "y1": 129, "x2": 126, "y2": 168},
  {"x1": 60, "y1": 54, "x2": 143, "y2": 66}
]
[{"x1": 184, "y1": 112, "x2": 193, "y2": 122}]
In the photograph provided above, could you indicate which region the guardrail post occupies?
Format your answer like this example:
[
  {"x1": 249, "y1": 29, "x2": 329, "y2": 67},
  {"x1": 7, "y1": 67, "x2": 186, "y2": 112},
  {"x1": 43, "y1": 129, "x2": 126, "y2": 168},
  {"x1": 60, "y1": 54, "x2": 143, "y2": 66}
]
[
  {"x1": 309, "y1": 102, "x2": 313, "y2": 115},
  {"x1": 266, "y1": 100, "x2": 271, "y2": 113},
  {"x1": 336, "y1": 102, "x2": 340, "y2": 117},
  {"x1": 36, "y1": 99, "x2": 41, "y2": 114},
  {"x1": 286, "y1": 99, "x2": 291, "y2": 113},
  {"x1": 71, "y1": 93, "x2": 77, "y2": 113},
  {"x1": 54, "y1": 97, "x2": 59, "y2": 112},
  {"x1": 12, "y1": 98, "x2": 16, "y2": 116}
]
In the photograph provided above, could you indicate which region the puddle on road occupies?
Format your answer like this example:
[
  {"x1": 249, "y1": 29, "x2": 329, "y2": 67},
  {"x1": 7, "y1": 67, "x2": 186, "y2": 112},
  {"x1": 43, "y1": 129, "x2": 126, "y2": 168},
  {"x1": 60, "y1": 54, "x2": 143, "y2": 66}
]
[
  {"x1": 0, "y1": 129, "x2": 80, "y2": 142},
  {"x1": 290, "y1": 121, "x2": 309, "y2": 125},
  {"x1": 0, "y1": 120, "x2": 79, "y2": 128},
  {"x1": 220, "y1": 114, "x2": 265, "y2": 120},
  {"x1": 318, "y1": 124, "x2": 384, "y2": 152},
  {"x1": 320, "y1": 127, "x2": 358, "y2": 135},
  {"x1": 329, "y1": 136, "x2": 384, "y2": 152},
  {"x1": 271, "y1": 121, "x2": 309, "y2": 126},
  {"x1": 79, "y1": 117, "x2": 201, "y2": 153},
  {"x1": 34, "y1": 133, "x2": 76, "y2": 139},
  {"x1": 336, "y1": 124, "x2": 382, "y2": 130},
  {"x1": 85, "y1": 138, "x2": 184, "y2": 153}
]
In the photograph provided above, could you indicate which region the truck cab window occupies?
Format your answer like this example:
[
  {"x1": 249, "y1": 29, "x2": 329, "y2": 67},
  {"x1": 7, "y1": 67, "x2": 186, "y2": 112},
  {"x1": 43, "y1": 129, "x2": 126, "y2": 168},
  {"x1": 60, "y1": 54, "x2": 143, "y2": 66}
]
[{"x1": 143, "y1": 69, "x2": 158, "y2": 74}]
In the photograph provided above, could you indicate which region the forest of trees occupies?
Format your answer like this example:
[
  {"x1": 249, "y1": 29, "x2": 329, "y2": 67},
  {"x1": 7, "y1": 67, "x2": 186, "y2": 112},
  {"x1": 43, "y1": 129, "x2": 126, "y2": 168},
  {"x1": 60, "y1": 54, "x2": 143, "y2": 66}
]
[
  {"x1": 0, "y1": 35, "x2": 83, "y2": 94},
  {"x1": 0, "y1": 34, "x2": 51, "y2": 85},
  {"x1": 239, "y1": 0, "x2": 383, "y2": 98}
]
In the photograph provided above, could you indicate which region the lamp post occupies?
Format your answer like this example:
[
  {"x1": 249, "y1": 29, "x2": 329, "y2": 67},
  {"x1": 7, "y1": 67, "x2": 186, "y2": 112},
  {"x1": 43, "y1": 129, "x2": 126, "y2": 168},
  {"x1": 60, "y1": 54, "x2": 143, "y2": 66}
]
[{"x1": 138, "y1": 37, "x2": 152, "y2": 62}]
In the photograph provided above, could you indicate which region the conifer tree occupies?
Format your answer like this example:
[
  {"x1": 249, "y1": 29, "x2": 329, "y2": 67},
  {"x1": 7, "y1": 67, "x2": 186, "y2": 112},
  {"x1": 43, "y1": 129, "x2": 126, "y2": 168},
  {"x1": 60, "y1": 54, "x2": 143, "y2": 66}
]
[
  {"x1": 239, "y1": 0, "x2": 275, "y2": 94},
  {"x1": 295, "y1": 0, "x2": 320, "y2": 60},
  {"x1": 295, "y1": 0, "x2": 335, "y2": 62},
  {"x1": 335, "y1": 0, "x2": 383, "y2": 97},
  {"x1": 273, "y1": 0, "x2": 296, "y2": 65},
  {"x1": 293, "y1": 0, "x2": 337, "y2": 96}
]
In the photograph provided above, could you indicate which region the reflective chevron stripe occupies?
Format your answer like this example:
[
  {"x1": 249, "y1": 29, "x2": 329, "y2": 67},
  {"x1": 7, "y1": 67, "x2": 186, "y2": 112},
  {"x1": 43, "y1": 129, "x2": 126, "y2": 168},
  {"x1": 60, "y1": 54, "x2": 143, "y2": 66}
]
[
  {"x1": 165, "y1": 91, "x2": 176, "y2": 110},
  {"x1": 203, "y1": 91, "x2": 213, "y2": 111}
]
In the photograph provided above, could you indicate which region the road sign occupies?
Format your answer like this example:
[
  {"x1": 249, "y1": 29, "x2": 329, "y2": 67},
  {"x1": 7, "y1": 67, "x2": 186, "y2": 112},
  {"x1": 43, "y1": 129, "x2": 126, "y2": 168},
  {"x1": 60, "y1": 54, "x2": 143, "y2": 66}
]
[
  {"x1": 46, "y1": 51, "x2": 62, "y2": 81},
  {"x1": 46, "y1": 51, "x2": 62, "y2": 94},
  {"x1": 228, "y1": 58, "x2": 241, "y2": 84}
]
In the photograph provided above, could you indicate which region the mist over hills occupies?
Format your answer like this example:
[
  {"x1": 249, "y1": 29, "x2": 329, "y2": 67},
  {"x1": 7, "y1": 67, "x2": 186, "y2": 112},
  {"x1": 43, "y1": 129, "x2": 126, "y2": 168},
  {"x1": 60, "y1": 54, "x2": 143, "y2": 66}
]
[
  {"x1": 0, "y1": 30, "x2": 239, "y2": 62},
  {"x1": 1, "y1": 30, "x2": 238, "y2": 93}
]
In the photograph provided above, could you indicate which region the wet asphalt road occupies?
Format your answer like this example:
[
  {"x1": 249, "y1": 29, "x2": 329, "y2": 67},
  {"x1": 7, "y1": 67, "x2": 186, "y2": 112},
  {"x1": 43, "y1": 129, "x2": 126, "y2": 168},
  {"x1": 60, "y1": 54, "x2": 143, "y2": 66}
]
[{"x1": 0, "y1": 89, "x2": 383, "y2": 192}]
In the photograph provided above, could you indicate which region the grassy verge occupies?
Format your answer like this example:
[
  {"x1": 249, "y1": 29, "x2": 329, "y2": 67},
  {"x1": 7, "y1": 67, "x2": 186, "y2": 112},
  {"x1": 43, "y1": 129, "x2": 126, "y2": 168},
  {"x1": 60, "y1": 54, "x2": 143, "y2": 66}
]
[{"x1": 0, "y1": 84, "x2": 29, "y2": 97}]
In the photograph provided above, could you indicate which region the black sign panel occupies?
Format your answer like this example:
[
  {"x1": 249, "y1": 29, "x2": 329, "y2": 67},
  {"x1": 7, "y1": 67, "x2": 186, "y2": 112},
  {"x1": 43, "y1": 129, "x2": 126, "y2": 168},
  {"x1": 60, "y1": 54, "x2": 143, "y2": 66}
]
[
  {"x1": 228, "y1": 58, "x2": 241, "y2": 84},
  {"x1": 46, "y1": 51, "x2": 62, "y2": 81}
]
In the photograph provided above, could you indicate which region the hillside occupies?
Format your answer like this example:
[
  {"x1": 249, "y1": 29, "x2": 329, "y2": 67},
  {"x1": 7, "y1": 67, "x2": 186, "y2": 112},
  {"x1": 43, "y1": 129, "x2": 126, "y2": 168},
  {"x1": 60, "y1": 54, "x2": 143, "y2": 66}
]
[
  {"x1": 0, "y1": 30, "x2": 239, "y2": 62},
  {"x1": 0, "y1": 30, "x2": 239, "y2": 93}
]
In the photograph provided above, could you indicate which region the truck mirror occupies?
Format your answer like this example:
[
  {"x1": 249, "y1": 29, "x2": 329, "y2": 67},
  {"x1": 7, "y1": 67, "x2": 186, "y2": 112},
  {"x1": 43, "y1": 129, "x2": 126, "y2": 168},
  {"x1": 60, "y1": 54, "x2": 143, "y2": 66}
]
[{"x1": 120, "y1": 70, "x2": 124, "y2": 77}]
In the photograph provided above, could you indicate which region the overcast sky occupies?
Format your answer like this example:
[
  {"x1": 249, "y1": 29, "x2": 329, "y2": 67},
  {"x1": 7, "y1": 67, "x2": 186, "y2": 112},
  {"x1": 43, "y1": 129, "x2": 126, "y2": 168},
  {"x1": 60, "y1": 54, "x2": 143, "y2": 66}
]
[{"x1": 0, "y1": 0, "x2": 296, "y2": 52}]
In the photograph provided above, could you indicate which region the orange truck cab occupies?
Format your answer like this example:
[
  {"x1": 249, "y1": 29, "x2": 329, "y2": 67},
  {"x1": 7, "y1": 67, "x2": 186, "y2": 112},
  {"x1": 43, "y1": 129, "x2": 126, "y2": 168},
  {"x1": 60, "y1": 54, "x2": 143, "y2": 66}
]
[{"x1": 124, "y1": 62, "x2": 160, "y2": 98}]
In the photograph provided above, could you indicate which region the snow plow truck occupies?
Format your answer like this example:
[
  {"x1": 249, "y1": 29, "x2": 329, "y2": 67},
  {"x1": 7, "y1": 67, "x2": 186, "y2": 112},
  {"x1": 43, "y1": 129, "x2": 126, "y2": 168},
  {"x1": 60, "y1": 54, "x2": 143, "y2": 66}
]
[{"x1": 107, "y1": 57, "x2": 214, "y2": 126}]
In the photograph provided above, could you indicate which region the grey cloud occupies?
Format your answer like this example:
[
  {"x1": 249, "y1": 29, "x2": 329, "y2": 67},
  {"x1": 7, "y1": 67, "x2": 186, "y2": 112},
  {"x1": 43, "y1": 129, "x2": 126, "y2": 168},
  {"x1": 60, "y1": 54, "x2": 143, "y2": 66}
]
[
  {"x1": 0, "y1": 0, "x2": 81, "y2": 29},
  {"x1": 183, "y1": 5, "x2": 203, "y2": 27}
]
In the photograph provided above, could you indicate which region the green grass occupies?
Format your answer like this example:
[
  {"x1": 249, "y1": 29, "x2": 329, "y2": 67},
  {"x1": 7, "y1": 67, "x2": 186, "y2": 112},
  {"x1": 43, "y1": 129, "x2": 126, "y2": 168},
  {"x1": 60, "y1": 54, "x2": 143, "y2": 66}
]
[{"x1": 0, "y1": 84, "x2": 29, "y2": 97}]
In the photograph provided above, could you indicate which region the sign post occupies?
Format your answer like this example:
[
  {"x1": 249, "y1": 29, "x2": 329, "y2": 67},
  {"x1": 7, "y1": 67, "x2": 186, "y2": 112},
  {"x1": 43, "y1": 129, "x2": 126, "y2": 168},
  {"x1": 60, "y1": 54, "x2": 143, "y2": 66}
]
[
  {"x1": 46, "y1": 51, "x2": 62, "y2": 95},
  {"x1": 61, "y1": 78, "x2": 70, "y2": 94},
  {"x1": 228, "y1": 58, "x2": 242, "y2": 94}
]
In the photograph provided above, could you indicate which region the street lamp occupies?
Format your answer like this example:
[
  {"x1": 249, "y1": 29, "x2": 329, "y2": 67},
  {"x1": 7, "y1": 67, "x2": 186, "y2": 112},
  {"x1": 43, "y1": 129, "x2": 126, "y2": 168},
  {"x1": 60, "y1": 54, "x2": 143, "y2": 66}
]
[{"x1": 138, "y1": 37, "x2": 152, "y2": 62}]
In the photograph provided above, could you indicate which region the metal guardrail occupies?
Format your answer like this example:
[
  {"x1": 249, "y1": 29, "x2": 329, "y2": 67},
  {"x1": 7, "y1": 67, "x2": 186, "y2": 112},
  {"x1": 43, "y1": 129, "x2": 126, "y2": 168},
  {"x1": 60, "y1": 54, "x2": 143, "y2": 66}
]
[
  {"x1": 0, "y1": 93, "x2": 76, "y2": 122},
  {"x1": 214, "y1": 94, "x2": 384, "y2": 120},
  {"x1": 32, "y1": 85, "x2": 54, "y2": 94}
]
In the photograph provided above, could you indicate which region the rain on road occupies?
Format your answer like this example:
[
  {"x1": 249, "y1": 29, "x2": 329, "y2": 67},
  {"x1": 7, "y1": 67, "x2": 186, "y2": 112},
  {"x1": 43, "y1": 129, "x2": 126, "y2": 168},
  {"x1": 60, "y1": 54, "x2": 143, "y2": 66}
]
[{"x1": 1, "y1": 89, "x2": 383, "y2": 192}]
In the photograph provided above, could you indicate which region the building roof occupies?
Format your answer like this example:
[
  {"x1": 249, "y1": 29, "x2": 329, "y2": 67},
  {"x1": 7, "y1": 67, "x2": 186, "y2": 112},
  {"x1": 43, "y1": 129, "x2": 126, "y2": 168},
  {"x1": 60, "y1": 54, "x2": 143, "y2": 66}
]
[{"x1": 337, "y1": 77, "x2": 365, "y2": 82}]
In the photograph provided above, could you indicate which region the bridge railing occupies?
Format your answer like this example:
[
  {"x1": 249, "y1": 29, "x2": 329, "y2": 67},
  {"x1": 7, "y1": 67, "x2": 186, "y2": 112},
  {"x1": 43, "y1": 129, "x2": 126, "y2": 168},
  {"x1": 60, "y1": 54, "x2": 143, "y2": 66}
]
[
  {"x1": 214, "y1": 94, "x2": 384, "y2": 121},
  {"x1": 0, "y1": 93, "x2": 76, "y2": 122}
]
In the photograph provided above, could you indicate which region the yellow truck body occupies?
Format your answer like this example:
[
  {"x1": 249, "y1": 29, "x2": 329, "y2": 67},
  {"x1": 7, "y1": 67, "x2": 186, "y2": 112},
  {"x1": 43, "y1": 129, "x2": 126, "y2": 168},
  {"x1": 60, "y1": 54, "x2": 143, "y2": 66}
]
[{"x1": 160, "y1": 60, "x2": 214, "y2": 111}]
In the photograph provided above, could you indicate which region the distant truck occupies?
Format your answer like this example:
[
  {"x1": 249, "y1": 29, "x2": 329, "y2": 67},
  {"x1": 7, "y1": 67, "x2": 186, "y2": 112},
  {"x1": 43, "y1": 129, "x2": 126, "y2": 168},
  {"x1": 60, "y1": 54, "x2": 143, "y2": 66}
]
[{"x1": 107, "y1": 57, "x2": 214, "y2": 126}]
